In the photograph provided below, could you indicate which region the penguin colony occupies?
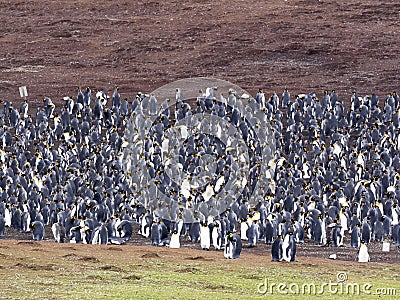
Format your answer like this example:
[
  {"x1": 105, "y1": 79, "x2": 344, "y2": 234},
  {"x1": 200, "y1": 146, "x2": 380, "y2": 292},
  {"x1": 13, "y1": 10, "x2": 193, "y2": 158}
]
[{"x1": 0, "y1": 86, "x2": 399, "y2": 262}]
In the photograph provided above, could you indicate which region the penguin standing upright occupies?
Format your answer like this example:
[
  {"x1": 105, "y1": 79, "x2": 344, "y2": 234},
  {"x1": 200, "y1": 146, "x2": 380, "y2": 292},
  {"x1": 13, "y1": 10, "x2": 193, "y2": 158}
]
[
  {"x1": 350, "y1": 224, "x2": 361, "y2": 248},
  {"x1": 31, "y1": 221, "x2": 45, "y2": 241},
  {"x1": 294, "y1": 220, "x2": 304, "y2": 244},
  {"x1": 140, "y1": 212, "x2": 151, "y2": 238},
  {"x1": 313, "y1": 217, "x2": 323, "y2": 245},
  {"x1": 82, "y1": 227, "x2": 93, "y2": 244},
  {"x1": 282, "y1": 233, "x2": 291, "y2": 262},
  {"x1": 392, "y1": 224, "x2": 400, "y2": 247},
  {"x1": 373, "y1": 218, "x2": 384, "y2": 242},
  {"x1": 224, "y1": 235, "x2": 233, "y2": 259},
  {"x1": 240, "y1": 218, "x2": 248, "y2": 240},
  {"x1": 200, "y1": 222, "x2": 211, "y2": 250},
  {"x1": 288, "y1": 231, "x2": 297, "y2": 262},
  {"x1": 52, "y1": 221, "x2": 66, "y2": 243},
  {"x1": 246, "y1": 220, "x2": 258, "y2": 247},
  {"x1": 332, "y1": 225, "x2": 343, "y2": 247},
  {"x1": 212, "y1": 220, "x2": 222, "y2": 250},
  {"x1": 0, "y1": 215, "x2": 5, "y2": 237},
  {"x1": 361, "y1": 219, "x2": 371, "y2": 244},
  {"x1": 150, "y1": 221, "x2": 161, "y2": 246},
  {"x1": 282, "y1": 231, "x2": 296, "y2": 262},
  {"x1": 189, "y1": 220, "x2": 201, "y2": 242},
  {"x1": 21, "y1": 211, "x2": 31, "y2": 232},
  {"x1": 174, "y1": 218, "x2": 184, "y2": 237},
  {"x1": 358, "y1": 241, "x2": 370, "y2": 262},
  {"x1": 11, "y1": 208, "x2": 22, "y2": 232},
  {"x1": 224, "y1": 232, "x2": 242, "y2": 259},
  {"x1": 92, "y1": 224, "x2": 108, "y2": 245},
  {"x1": 265, "y1": 218, "x2": 274, "y2": 245},
  {"x1": 159, "y1": 220, "x2": 169, "y2": 243},
  {"x1": 169, "y1": 230, "x2": 180, "y2": 249},
  {"x1": 271, "y1": 235, "x2": 283, "y2": 262},
  {"x1": 99, "y1": 224, "x2": 109, "y2": 245},
  {"x1": 4, "y1": 206, "x2": 11, "y2": 227},
  {"x1": 382, "y1": 215, "x2": 392, "y2": 238}
]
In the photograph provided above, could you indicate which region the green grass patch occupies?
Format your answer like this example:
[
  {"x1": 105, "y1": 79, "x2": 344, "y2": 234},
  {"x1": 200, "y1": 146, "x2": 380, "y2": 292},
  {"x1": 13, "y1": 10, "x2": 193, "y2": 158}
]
[{"x1": 0, "y1": 241, "x2": 399, "y2": 299}]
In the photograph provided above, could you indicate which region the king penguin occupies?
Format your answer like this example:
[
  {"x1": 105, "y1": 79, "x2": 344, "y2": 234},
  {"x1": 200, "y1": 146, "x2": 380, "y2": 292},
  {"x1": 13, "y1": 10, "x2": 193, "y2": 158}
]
[
  {"x1": 240, "y1": 218, "x2": 248, "y2": 240},
  {"x1": 21, "y1": 211, "x2": 31, "y2": 232},
  {"x1": 200, "y1": 221, "x2": 211, "y2": 250},
  {"x1": 373, "y1": 217, "x2": 384, "y2": 242},
  {"x1": 288, "y1": 231, "x2": 297, "y2": 262},
  {"x1": 52, "y1": 221, "x2": 66, "y2": 243},
  {"x1": 282, "y1": 231, "x2": 297, "y2": 262},
  {"x1": 31, "y1": 221, "x2": 45, "y2": 241},
  {"x1": 4, "y1": 205, "x2": 11, "y2": 227},
  {"x1": 212, "y1": 220, "x2": 223, "y2": 250},
  {"x1": 358, "y1": 241, "x2": 370, "y2": 262},
  {"x1": 224, "y1": 232, "x2": 242, "y2": 259},
  {"x1": 282, "y1": 233, "x2": 291, "y2": 262},
  {"x1": 332, "y1": 224, "x2": 343, "y2": 247},
  {"x1": 117, "y1": 220, "x2": 133, "y2": 241},
  {"x1": 271, "y1": 235, "x2": 283, "y2": 262},
  {"x1": 361, "y1": 218, "x2": 371, "y2": 244},
  {"x1": 350, "y1": 223, "x2": 361, "y2": 248},
  {"x1": 92, "y1": 224, "x2": 108, "y2": 245},
  {"x1": 0, "y1": 215, "x2": 5, "y2": 237},
  {"x1": 265, "y1": 218, "x2": 274, "y2": 245},
  {"x1": 246, "y1": 220, "x2": 258, "y2": 247},
  {"x1": 139, "y1": 212, "x2": 151, "y2": 238},
  {"x1": 150, "y1": 221, "x2": 161, "y2": 246},
  {"x1": 169, "y1": 230, "x2": 180, "y2": 249},
  {"x1": 189, "y1": 219, "x2": 201, "y2": 242}
]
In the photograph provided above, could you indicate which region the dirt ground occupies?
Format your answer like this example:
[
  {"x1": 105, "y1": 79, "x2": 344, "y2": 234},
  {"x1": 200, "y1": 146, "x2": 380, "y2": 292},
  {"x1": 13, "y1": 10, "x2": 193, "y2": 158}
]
[
  {"x1": 2, "y1": 224, "x2": 400, "y2": 264},
  {"x1": 0, "y1": 238, "x2": 396, "y2": 271},
  {"x1": 1, "y1": 1, "x2": 400, "y2": 265},
  {"x1": 0, "y1": 0, "x2": 399, "y2": 102}
]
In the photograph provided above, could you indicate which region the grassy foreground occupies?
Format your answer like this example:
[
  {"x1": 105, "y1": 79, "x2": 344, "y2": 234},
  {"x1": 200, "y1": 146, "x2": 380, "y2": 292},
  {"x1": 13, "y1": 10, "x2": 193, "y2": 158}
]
[{"x1": 0, "y1": 240, "x2": 398, "y2": 299}]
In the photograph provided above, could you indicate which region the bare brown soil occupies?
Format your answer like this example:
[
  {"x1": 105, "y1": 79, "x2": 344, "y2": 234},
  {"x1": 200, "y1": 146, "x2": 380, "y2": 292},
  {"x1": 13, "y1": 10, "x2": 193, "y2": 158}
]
[
  {"x1": 1, "y1": 0, "x2": 399, "y2": 102},
  {"x1": 2, "y1": 223, "x2": 400, "y2": 264},
  {"x1": 0, "y1": 238, "x2": 396, "y2": 268},
  {"x1": 1, "y1": 238, "x2": 391, "y2": 278}
]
